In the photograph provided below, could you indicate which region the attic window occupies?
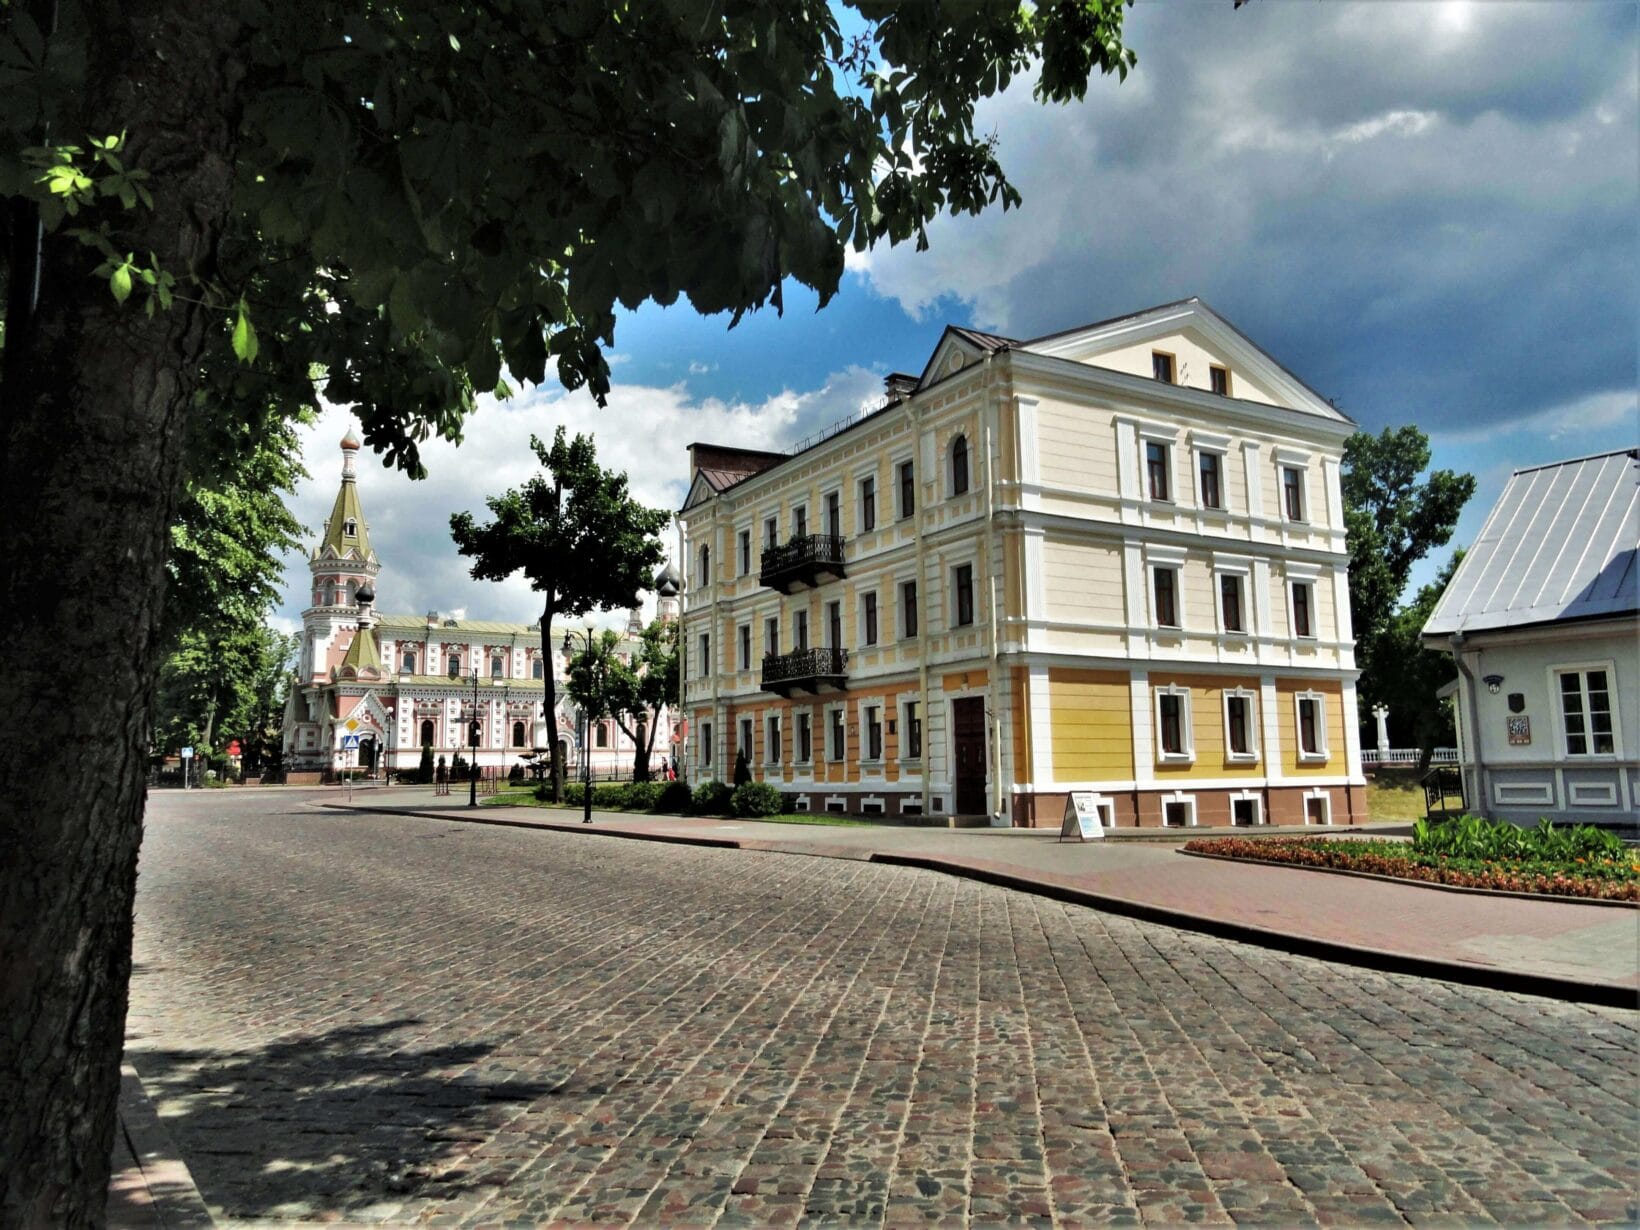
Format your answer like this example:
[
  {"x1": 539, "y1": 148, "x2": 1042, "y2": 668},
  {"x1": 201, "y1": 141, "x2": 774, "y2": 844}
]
[
  {"x1": 1152, "y1": 351, "x2": 1176, "y2": 383},
  {"x1": 1209, "y1": 365, "x2": 1231, "y2": 396},
  {"x1": 343, "y1": 518, "x2": 358, "y2": 537},
  {"x1": 444, "y1": 618, "x2": 459, "y2": 627}
]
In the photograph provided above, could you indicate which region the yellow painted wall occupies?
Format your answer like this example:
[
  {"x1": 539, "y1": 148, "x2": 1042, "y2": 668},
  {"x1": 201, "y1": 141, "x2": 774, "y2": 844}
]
[
  {"x1": 944, "y1": 668, "x2": 987, "y2": 693},
  {"x1": 1047, "y1": 668, "x2": 1134, "y2": 780},
  {"x1": 1275, "y1": 677, "x2": 1344, "y2": 776}
]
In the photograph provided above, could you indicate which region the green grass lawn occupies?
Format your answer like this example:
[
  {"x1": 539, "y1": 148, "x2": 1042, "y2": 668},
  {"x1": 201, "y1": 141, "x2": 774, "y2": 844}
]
[{"x1": 1365, "y1": 770, "x2": 1427, "y2": 822}]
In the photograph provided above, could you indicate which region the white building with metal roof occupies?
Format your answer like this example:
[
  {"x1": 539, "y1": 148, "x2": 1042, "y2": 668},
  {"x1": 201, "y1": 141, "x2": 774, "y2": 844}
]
[{"x1": 1422, "y1": 448, "x2": 1639, "y2": 824}]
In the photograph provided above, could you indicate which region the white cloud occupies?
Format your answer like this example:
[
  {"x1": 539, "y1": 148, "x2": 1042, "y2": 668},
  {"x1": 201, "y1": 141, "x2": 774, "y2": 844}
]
[
  {"x1": 274, "y1": 365, "x2": 887, "y2": 631},
  {"x1": 687, "y1": 360, "x2": 717, "y2": 374},
  {"x1": 1432, "y1": 388, "x2": 1638, "y2": 448}
]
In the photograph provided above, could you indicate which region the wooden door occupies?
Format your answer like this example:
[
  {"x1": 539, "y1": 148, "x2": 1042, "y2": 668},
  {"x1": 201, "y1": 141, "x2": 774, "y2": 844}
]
[{"x1": 952, "y1": 697, "x2": 987, "y2": 816}]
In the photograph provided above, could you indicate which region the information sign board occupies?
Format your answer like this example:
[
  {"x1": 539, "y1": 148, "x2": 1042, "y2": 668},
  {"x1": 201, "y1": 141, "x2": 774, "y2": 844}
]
[
  {"x1": 180, "y1": 747, "x2": 194, "y2": 759},
  {"x1": 1058, "y1": 792, "x2": 1105, "y2": 842}
]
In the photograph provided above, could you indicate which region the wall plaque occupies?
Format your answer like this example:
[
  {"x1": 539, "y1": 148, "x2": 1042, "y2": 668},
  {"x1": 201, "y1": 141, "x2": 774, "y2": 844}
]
[{"x1": 1506, "y1": 715, "x2": 1531, "y2": 746}]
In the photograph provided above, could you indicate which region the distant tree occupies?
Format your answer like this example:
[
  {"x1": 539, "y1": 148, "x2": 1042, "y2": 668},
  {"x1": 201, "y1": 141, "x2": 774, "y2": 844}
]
[
  {"x1": 151, "y1": 625, "x2": 296, "y2": 773},
  {"x1": 566, "y1": 620, "x2": 679, "y2": 782},
  {"x1": 1375, "y1": 554, "x2": 1465, "y2": 770},
  {"x1": 1341, "y1": 426, "x2": 1475, "y2": 713},
  {"x1": 450, "y1": 429, "x2": 668, "y2": 801},
  {"x1": 417, "y1": 742, "x2": 434, "y2": 785}
]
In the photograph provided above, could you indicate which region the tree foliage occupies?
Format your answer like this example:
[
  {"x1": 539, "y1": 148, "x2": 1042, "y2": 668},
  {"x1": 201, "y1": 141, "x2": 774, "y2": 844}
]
[
  {"x1": 151, "y1": 624, "x2": 298, "y2": 776},
  {"x1": 451, "y1": 427, "x2": 668, "y2": 797},
  {"x1": 1374, "y1": 553, "x2": 1464, "y2": 763},
  {"x1": 566, "y1": 619, "x2": 679, "y2": 781},
  {"x1": 1341, "y1": 426, "x2": 1475, "y2": 711}
]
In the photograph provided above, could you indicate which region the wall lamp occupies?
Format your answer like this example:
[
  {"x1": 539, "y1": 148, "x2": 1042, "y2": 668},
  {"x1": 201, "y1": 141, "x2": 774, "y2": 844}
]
[{"x1": 1483, "y1": 674, "x2": 1505, "y2": 695}]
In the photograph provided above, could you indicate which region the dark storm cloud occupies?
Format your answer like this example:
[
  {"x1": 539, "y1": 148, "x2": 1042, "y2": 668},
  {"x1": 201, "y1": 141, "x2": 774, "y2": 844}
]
[{"x1": 858, "y1": 0, "x2": 1638, "y2": 435}]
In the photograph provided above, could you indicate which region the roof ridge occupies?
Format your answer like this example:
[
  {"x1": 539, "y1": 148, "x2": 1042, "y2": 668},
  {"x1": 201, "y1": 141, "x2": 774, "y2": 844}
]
[{"x1": 1511, "y1": 448, "x2": 1639, "y2": 476}]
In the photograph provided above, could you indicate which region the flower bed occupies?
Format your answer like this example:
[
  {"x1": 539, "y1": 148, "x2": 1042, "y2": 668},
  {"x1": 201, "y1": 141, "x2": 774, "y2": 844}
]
[{"x1": 1182, "y1": 835, "x2": 1639, "y2": 902}]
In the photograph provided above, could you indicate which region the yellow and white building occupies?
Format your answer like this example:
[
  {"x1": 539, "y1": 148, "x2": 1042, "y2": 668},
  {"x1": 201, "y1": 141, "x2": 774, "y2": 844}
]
[{"x1": 677, "y1": 299, "x2": 1366, "y2": 827}]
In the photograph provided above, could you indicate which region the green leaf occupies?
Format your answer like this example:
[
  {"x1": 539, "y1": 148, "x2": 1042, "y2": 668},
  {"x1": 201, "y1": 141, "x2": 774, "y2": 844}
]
[
  {"x1": 109, "y1": 263, "x2": 132, "y2": 303},
  {"x1": 232, "y1": 303, "x2": 260, "y2": 364}
]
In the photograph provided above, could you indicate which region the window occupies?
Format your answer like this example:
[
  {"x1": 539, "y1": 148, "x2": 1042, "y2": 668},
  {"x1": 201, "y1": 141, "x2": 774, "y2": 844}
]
[
  {"x1": 512, "y1": 720, "x2": 526, "y2": 748},
  {"x1": 953, "y1": 564, "x2": 975, "y2": 627},
  {"x1": 951, "y1": 434, "x2": 970, "y2": 496},
  {"x1": 595, "y1": 722, "x2": 610, "y2": 749},
  {"x1": 1297, "y1": 693, "x2": 1327, "y2": 760},
  {"x1": 865, "y1": 706, "x2": 883, "y2": 761},
  {"x1": 1152, "y1": 351, "x2": 1175, "y2": 383},
  {"x1": 764, "y1": 616, "x2": 779, "y2": 658},
  {"x1": 901, "y1": 580, "x2": 919, "y2": 639},
  {"x1": 738, "y1": 624, "x2": 751, "y2": 671},
  {"x1": 862, "y1": 592, "x2": 878, "y2": 646},
  {"x1": 903, "y1": 701, "x2": 922, "y2": 760},
  {"x1": 344, "y1": 518, "x2": 357, "y2": 537},
  {"x1": 1225, "y1": 692, "x2": 1256, "y2": 760},
  {"x1": 860, "y1": 476, "x2": 876, "y2": 532},
  {"x1": 701, "y1": 722, "x2": 713, "y2": 767},
  {"x1": 898, "y1": 460, "x2": 915, "y2": 519},
  {"x1": 1558, "y1": 669, "x2": 1615, "y2": 756},
  {"x1": 1291, "y1": 582, "x2": 1314, "y2": 639},
  {"x1": 738, "y1": 717, "x2": 753, "y2": 759},
  {"x1": 698, "y1": 632, "x2": 710, "y2": 677},
  {"x1": 491, "y1": 655, "x2": 503, "y2": 677},
  {"x1": 403, "y1": 651, "x2": 417, "y2": 674},
  {"x1": 794, "y1": 609, "x2": 809, "y2": 652},
  {"x1": 532, "y1": 658, "x2": 544, "y2": 679},
  {"x1": 1305, "y1": 795, "x2": 1332, "y2": 826},
  {"x1": 1219, "y1": 574, "x2": 1244, "y2": 633},
  {"x1": 1156, "y1": 687, "x2": 1190, "y2": 759},
  {"x1": 1282, "y1": 466, "x2": 1306, "y2": 522},
  {"x1": 1146, "y1": 441, "x2": 1171, "y2": 502},
  {"x1": 1199, "y1": 452, "x2": 1222, "y2": 509},
  {"x1": 1232, "y1": 797, "x2": 1260, "y2": 826},
  {"x1": 826, "y1": 600, "x2": 842, "y2": 648},
  {"x1": 1209, "y1": 365, "x2": 1230, "y2": 396},
  {"x1": 322, "y1": 585, "x2": 335, "y2": 606},
  {"x1": 1162, "y1": 799, "x2": 1193, "y2": 827},
  {"x1": 793, "y1": 505, "x2": 807, "y2": 537},
  {"x1": 738, "y1": 530, "x2": 751, "y2": 575},
  {"x1": 767, "y1": 715, "x2": 782, "y2": 764},
  {"x1": 697, "y1": 543, "x2": 711, "y2": 585},
  {"x1": 419, "y1": 718, "x2": 434, "y2": 746},
  {"x1": 829, "y1": 708, "x2": 846, "y2": 760},
  {"x1": 449, "y1": 653, "x2": 461, "y2": 675},
  {"x1": 1153, "y1": 567, "x2": 1179, "y2": 629},
  {"x1": 797, "y1": 712, "x2": 812, "y2": 763},
  {"x1": 825, "y1": 491, "x2": 841, "y2": 538},
  {"x1": 764, "y1": 516, "x2": 778, "y2": 549}
]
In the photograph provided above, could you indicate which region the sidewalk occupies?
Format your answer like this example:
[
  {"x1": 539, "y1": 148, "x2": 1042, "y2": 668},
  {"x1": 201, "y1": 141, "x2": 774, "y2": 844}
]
[{"x1": 324, "y1": 787, "x2": 1638, "y2": 1006}]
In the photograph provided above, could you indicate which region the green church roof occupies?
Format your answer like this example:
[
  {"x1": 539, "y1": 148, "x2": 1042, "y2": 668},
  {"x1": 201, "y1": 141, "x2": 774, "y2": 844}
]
[
  {"x1": 320, "y1": 474, "x2": 371, "y2": 560},
  {"x1": 340, "y1": 623, "x2": 382, "y2": 672}
]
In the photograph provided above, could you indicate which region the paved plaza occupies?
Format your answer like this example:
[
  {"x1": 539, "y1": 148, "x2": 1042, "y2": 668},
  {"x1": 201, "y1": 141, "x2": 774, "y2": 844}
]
[{"x1": 123, "y1": 791, "x2": 1639, "y2": 1226}]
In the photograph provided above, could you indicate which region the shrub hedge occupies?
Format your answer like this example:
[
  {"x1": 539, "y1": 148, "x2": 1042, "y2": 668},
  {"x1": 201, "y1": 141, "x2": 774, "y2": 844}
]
[{"x1": 731, "y1": 781, "x2": 783, "y2": 818}]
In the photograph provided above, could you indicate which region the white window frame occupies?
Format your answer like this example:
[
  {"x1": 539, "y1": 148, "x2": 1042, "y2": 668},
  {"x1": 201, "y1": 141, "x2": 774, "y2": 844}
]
[
  {"x1": 1151, "y1": 565, "x2": 1183, "y2": 630},
  {"x1": 824, "y1": 599, "x2": 842, "y2": 649},
  {"x1": 700, "y1": 721, "x2": 713, "y2": 768},
  {"x1": 1223, "y1": 688, "x2": 1260, "y2": 762},
  {"x1": 860, "y1": 589, "x2": 880, "y2": 647},
  {"x1": 951, "y1": 561, "x2": 978, "y2": 628},
  {"x1": 1289, "y1": 579, "x2": 1317, "y2": 640},
  {"x1": 1551, "y1": 661, "x2": 1621, "y2": 759},
  {"x1": 764, "y1": 615, "x2": 780, "y2": 659},
  {"x1": 948, "y1": 432, "x2": 971, "y2": 498},
  {"x1": 696, "y1": 542, "x2": 711, "y2": 587},
  {"x1": 697, "y1": 632, "x2": 710, "y2": 679},
  {"x1": 1160, "y1": 793, "x2": 1197, "y2": 827},
  {"x1": 1190, "y1": 431, "x2": 1231, "y2": 512},
  {"x1": 1154, "y1": 683, "x2": 1194, "y2": 763},
  {"x1": 1295, "y1": 690, "x2": 1329, "y2": 761},
  {"x1": 861, "y1": 702, "x2": 884, "y2": 765},
  {"x1": 899, "y1": 577, "x2": 919, "y2": 640},
  {"x1": 1214, "y1": 564, "x2": 1249, "y2": 637},
  {"x1": 765, "y1": 714, "x2": 782, "y2": 766},
  {"x1": 1229, "y1": 792, "x2": 1263, "y2": 826},
  {"x1": 899, "y1": 697, "x2": 923, "y2": 764},
  {"x1": 794, "y1": 709, "x2": 814, "y2": 766},
  {"x1": 1303, "y1": 790, "x2": 1333, "y2": 826},
  {"x1": 738, "y1": 717, "x2": 753, "y2": 761},
  {"x1": 762, "y1": 513, "x2": 779, "y2": 550},
  {"x1": 1273, "y1": 447, "x2": 1313, "y2": 524},
  {"x1": 791, "y1": 503, "x2": 808, "y2": 538},
  {"x1": 737, "y1": 528, "x2": 752, "y2": 576},
  {"x1": 822, "y1": 487, "x2": 843, "y2": 539},
  {"x1": 793, "y1": 608, "x2": 810, "y2": 652},
  {"x1": 858, "y1": 473, "x2": 878, "y2": 534},
  {"x1": 895, "y1": 455, "x2": 916, "y2": 520},
  {"x1": 825, "y1": 703, "x2": 847, "y2": 763},
  {"x1": 1141, "y1": 431, "x2": 1176, "y2": 504}
]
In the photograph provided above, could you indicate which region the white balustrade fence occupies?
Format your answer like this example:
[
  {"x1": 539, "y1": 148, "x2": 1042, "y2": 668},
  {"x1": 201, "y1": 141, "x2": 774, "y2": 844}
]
[{"x1": 1361, "y1": 748, "x2": 1457, "y2": 767}]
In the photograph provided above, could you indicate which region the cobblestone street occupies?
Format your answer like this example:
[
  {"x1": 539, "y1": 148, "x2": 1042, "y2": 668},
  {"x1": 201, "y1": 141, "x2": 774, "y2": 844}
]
[{"x1": 126, "y1": 792, "x2": 1639, "y2": 1226}]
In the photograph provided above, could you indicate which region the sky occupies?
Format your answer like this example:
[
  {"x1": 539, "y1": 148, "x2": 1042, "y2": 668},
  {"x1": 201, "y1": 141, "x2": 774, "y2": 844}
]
[{"x1": 272, "y1": 0, "x2": 1638, "y2": 635}]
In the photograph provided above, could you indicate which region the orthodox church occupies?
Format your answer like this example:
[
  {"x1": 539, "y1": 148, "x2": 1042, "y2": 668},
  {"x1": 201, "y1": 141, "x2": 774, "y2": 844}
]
[{"x1": 281, "y1": 428, "x2": 680, "y2": 781}]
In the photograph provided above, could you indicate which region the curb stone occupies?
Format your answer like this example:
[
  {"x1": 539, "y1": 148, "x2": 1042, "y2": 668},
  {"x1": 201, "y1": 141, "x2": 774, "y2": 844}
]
[{"x1": 109, "y1": 1062, "x2": 215, "y2": 1228}]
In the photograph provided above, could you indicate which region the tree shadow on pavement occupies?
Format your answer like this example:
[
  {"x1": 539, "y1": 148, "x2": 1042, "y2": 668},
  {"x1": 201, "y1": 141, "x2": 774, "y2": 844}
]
[{"x1": 124, "y1": 1019, "x2": 553, "y2": 1220}]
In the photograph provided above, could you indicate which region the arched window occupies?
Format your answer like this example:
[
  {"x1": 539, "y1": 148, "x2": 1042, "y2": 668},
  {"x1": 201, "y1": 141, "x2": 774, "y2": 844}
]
[
  {"x1": 490, "y1": 655, "x2": 503, "y2": 677},
  {"x1": 697, "y1": 543, "x2": 711, "y2": 585},
  {"x1": 951, "y1": 434, "x2": 970, "y2": 496},
  {"x1": 449, "y1": 653, "x2": 461, "y2": 675},
  {"x1": 323, "y1": 585, "x2": 336, "y2": 606},
  {"x1": 512, "y1": 720, "x2": 526, "y2": 748},
  {"x1": 419, "y1": 719, "x2": 434, "y2": 747},
  {"x1": 532, "y1": 658, "x2": 544, "y2": 679},
  {"x1": 343, "y1": 518, "x2": 357, "y2": 537},
  {"x1": 595, "y1": 722, "x2": 610, "y2": 749},
  {"x1": 403, "y1": 651, "x2": 417, "y2": 674}
]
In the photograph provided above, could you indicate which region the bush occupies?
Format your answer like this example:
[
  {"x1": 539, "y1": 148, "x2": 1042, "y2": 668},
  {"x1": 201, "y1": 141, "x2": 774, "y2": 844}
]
[
  {"x1": 692, "y1": 779, "x2": 733, "y2": 815},
  {"x1": 656, "y1": 780, "x2": 693, "y2": 814},
  {"x1": 1413, "y1": 815, "x2": 1628, "y2": 862},
  {"x1": 731, "y1": 781, "x2": 783, "y2": 818},
  {"x1": 416, "y1": 743, "x2": 434, "y2": 784},
  {"x1": 625, "y1": 780, "x2": 664, "y2": 810},
  {"x1": 508, "y1": 763, "x2": 525, "y2": 784}
]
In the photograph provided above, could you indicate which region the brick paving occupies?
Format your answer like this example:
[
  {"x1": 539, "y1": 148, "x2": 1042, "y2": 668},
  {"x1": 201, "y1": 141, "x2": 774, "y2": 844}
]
[{"x1": 126, "y1": 792, "x2": 1639, "y2": 1226}]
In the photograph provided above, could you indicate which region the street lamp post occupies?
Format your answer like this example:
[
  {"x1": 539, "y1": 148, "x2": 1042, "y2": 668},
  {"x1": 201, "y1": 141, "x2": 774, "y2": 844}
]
[
  {"x1": 562, "y1": 616, "x2": 600, "y2": 824},
  {"x1": 450, "y1": 657, "x2": 480, "y2": 808}
]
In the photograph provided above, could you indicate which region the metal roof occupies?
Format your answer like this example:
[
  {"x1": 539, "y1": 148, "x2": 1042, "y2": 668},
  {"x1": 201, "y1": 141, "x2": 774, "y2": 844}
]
[{"x1": 1423, "y1": 449, "x2": 1639, "y2": 636}]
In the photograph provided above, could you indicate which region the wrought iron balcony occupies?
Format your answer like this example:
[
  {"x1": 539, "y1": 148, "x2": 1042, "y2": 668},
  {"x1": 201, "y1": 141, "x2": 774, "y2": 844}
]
[
  {"x1": 759, "y1": 533, "x2": 846, "y2": 593},
  {"x1": 760, "y1": 647, "x2": 849, "y2": 697}
]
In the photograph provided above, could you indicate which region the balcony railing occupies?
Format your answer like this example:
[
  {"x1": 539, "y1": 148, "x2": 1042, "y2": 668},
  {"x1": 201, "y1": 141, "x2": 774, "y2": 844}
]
[
  {"x1": 760, "y1": 647, "x2": 849, "y2": 696},
  {"x1": 759, "y1": 533, "x2": 846, "y2": 593}
]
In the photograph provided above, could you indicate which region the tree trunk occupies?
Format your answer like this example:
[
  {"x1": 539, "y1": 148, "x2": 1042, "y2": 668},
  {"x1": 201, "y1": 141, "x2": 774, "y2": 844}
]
[
  {"x1": 0, "y1": 2, "x2": 245, "y2": 1221},
  {"x1": 539, "y1": 603, "x2": 562, "y2": 801}
]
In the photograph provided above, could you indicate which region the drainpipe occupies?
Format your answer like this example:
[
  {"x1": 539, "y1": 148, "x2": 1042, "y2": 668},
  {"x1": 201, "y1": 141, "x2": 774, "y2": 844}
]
[
  {"x1": 911, "y1": 392, "x2": 932, "y2": 819},
  {"x1": 675, "y1": 516, "x2": 686, "y2": 778},
  {"x1": 1450, "y1": 630, "x2": 1485, "y2": 815},
  {"x1": 981, "y1": 351, "x2": 1005, "y2": 825}
]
